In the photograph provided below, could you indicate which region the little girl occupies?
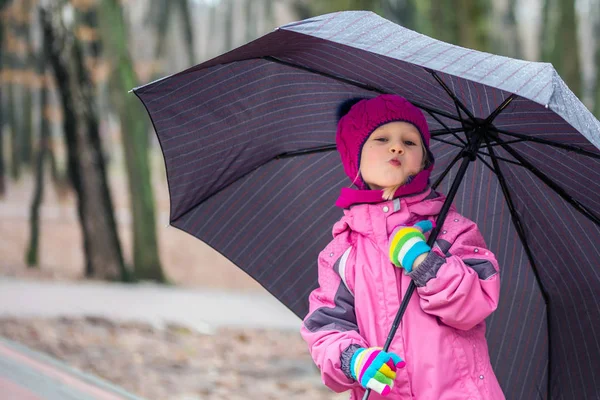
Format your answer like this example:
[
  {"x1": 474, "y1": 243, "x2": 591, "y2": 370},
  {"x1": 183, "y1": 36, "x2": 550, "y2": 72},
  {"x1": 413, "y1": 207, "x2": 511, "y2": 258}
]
[{"x1": 301, "y1": 95, "x2": 504, "y2": 399}]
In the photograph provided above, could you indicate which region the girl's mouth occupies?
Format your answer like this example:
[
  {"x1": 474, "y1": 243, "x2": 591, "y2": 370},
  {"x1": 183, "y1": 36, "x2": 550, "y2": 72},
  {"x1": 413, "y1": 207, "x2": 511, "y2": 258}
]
[{"x1": 389, "y1": 159, "x2": 402, "y2": 167}]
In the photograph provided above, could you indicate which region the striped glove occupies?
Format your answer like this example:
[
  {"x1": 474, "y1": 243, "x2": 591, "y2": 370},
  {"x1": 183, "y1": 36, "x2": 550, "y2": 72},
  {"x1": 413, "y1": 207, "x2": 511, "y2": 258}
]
[
  {"x1": 389, "y1": 220, "x2": 434, "y2": 272},
  {"x1": 350, "y1": 347, "x2": 406, "y2": 396}
]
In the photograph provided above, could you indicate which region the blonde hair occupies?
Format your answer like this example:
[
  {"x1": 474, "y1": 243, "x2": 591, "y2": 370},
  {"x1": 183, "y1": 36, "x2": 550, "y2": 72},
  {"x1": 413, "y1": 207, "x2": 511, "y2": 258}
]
[{"x1": 362, "y1": 141, "x2": 429, "y2": 200}]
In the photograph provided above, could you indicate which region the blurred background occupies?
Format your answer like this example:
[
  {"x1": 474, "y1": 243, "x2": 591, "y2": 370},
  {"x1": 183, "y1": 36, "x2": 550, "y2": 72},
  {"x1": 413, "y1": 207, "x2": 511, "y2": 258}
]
[{"x1": 0, "y1": 0, "x2": 599, "y2": 399}]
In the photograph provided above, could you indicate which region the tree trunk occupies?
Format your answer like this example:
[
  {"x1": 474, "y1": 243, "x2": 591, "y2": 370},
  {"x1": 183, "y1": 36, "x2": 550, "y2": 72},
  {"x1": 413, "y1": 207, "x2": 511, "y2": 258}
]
[
  {"x1": 245, "y1": 0, "x2": 255, "y2": 42},
  {"x1": 26, "y1": 69, "x2": 49, "y2": 268},
  {"x1": 0, "y1": 87, "x2": 4, "y2": 196},
  {"x1": 457, "y1": 0, "x2": 489, "y2": 51},
  {"x1": 224, "y1": 0, "x2": 234, "y2": 51},
  {"x1": 594, "y1": 11, "x2": 600, "y2": 118},
  {"x1": 0, "y1": 8, "x2": 5, "y2": 197},
  {"x1": 177, "y1": 0, "x2": 196, "y2": 66},
  {"x1": 208, "y1": 2, "x2": 219, "y2": 55},
  {"x1": 553, "y1": 0, "x2": 582, "y2": 97},
  {"x1": 153, "y1": 0, "x2": 172, "y2": 61},
  {"x1": 21, "y1": 4, "x2": 34, "y2": 168},
  {"x1": 22, "y1": 80, "x2": 33, "y2": 167},
  {"x1": 541, "y1": 0, "x2": 556, "y2": 62},
  {"x1": 11, "y1": 2, "x2": 33, "y2": 172},
  {"x1": 431, "y1": 0, "x2": 459, "y2": 45},
  {"x1": 506, "y1": 0, "x2": 522, "y2": 58},
  {"x1": 8, "y1": 55, "x2": 21, "y2": 180},
  {"x1": 41, "y1": 5, "x2": 127, "y2": 281},
  {"x1": 99, "y1": 0, "x2": 165, "y2": 282},
  {"x1": 382, "y1": 0, "x2": 417, "y2": 31},
  {"x1": 73, "y1": 0, "x2": 113, "y2": 168}
]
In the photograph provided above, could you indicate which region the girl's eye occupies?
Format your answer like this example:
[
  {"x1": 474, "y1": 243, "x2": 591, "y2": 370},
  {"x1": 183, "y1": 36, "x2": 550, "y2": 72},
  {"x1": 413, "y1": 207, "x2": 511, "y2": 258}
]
[
  {"x1": 405, "y1": 140, "x2": 416, "y2": 146},
  {"x1": 374, "y1": 138, "x2": 388, "y2": 142}
]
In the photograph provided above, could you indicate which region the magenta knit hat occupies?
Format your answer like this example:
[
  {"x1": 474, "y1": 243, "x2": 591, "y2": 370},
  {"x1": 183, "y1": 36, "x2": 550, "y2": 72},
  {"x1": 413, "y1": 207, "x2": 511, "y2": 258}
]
[{"x1": 335, "y1": 94, "x2": 433, "y2": 190}]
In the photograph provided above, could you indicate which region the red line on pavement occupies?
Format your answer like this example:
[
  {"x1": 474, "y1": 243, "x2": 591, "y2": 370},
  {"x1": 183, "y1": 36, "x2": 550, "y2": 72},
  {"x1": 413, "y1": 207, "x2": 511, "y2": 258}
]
[
  {"x1": 0, "y1": 377, "x2": 42, "y2": 400},
  {"x1": 0, "y1": 342, "x2": 124, "y2": 400}
]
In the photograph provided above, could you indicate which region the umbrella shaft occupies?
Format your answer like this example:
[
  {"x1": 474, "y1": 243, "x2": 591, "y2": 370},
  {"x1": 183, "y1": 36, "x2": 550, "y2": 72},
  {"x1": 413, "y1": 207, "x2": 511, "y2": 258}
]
[{"x1": 363, "y1": 147, "x2": 479, "y2": 400}]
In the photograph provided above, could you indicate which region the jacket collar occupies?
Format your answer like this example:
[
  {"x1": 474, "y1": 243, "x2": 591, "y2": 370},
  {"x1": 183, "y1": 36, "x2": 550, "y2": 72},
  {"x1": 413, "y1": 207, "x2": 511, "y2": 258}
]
[{"x1": 335, "y1": 168, "x2": 432, "y2": 209}]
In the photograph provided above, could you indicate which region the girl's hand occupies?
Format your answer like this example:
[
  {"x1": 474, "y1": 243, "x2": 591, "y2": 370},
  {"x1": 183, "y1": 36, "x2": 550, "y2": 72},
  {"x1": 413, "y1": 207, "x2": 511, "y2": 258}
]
[
  {"x1": 350, "y1": 347, "x2": 405, "y2": 396},
  {"x1": 412, "y1": 252, "x2": 429, "y2": 271},
  {"x1": 389, "y1": 220, "x2": 434, "y2": 272}
]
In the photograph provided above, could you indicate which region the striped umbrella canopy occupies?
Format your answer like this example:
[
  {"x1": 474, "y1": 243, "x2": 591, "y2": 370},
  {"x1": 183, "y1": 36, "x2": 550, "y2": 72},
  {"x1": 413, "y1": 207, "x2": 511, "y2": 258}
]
[{"x1": 133, "y1": 11, "x2": 600, "y2": 400}]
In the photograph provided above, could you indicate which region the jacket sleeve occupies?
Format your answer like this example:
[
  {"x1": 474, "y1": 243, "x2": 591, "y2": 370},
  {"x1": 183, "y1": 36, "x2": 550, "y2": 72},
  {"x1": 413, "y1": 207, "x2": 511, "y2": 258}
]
[
  {"x1": 300, "y1": 243, "x2": 368, "y2": 393},
  {"x1": 408, "y1": 213, "x2": 500, "y2": 331}
]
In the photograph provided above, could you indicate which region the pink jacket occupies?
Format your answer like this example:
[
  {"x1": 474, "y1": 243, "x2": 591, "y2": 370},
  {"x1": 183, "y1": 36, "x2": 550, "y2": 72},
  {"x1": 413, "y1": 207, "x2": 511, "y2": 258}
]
[{"x1": 301, "y1": 188, "x2": 504, "y2": 400}]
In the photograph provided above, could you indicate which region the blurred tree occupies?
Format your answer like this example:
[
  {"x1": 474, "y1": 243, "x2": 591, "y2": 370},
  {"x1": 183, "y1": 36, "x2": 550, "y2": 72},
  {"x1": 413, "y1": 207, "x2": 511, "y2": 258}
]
[
  {"x1": 542, "y1": 0, "x2": 582, "y2": 97},
  {"x1": 26, "y1": 65, "x2": 51, "y2": 268},
  {"x1": 431, "y1": 0, "x2": 490, "y2": 51},
  {"x1": 71, "y1": 0, "x2": 115, "y2": 173},
  {"x1": 541, "y1": 0, "x2": 556, "y2": 62},
  {"x1": 72, "y1": 0, "x2": 102, "y2": 62},
  {"x1": 294, "y1": 0, "x2": 491, "y2": 51},
  {"x1": 41, "y1": 3, "x2": 128, "y2": 280},
  {"x1": 208, "y1": 1, "x2": 220, "y2": 54},
  {"x1": 554, "y1": 0, "x2": 582, "y2": 97},
  {"x1": 492, "y1": 0, "x2": 522, "y2": 58},
  {"x1": 178, "y1": 0, "x2": 195, "y2": 65},
  {"x1": 295, "y1": 0, "x2": 381, "y2": 18},
  {"x1": 150, "y1": 0, "x2": 196, "y2": 67},
  {"x1": 265, "y1": 0, "x2": 274, "y2": 25},
  {"x1": 505, "y1": 0, "x2": 522, "y2": 58},
  {"x1": 0, "y1": 0, "x2": 8, "y2": 196},
  {"x1": 245, "y1": 0, "x2": 256, "y2": 41},
  {"x1": 381, "y1": 0, "x2": 417, "y2": 31},
  {"x1": 594, "y1": 2, "x2": 600, "y2": 118},
  {"x1": 26, "y1": 4, "x2": 47, "y2": 268},
  {"x1": 6, "y1": 1, "x2": 35, "y2": 174},
  {"x1": 99, "y1": 0, "x2": 166, "y2": 282},
  {"x1": 224, "y1": 0, "x2": 234, "y2": 51},
  {"x1": 20, "y1": 0, "x2": 34, "y2": 169},
  {"x1": 4, "y1": 4, "x2": 22, "y2": 181},
  {"x1": 430, "y1": 0, "x2": 458, "y2": 45}
]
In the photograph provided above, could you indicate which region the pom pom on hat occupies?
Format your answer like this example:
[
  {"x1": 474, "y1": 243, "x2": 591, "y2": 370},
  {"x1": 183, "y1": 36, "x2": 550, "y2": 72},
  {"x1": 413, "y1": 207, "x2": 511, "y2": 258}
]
[{"x1": 336, "y1": 97, "x2": 368, "y2": 122}]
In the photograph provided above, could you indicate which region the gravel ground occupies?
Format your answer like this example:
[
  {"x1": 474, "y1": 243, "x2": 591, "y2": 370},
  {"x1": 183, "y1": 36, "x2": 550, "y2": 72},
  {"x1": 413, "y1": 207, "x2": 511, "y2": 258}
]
[
  {"x1": 0, "y1": 316, "x2": 345, "y2": 400},
  {"x1": 0, "y1": 166, "x2": 347, "y2": 399}
]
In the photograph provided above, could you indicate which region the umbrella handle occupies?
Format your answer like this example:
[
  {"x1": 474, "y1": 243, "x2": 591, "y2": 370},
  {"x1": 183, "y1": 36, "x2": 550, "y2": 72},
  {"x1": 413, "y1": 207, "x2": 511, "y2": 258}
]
[{"x1": 362, "y1": 153, "x2": 475, "y2": 400}]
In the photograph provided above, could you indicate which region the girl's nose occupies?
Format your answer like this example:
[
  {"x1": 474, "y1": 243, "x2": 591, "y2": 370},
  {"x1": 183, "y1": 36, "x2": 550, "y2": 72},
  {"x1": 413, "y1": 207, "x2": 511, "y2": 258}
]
[{"x1": 390, "y1": 144, "x2": 404, "y2": 154}]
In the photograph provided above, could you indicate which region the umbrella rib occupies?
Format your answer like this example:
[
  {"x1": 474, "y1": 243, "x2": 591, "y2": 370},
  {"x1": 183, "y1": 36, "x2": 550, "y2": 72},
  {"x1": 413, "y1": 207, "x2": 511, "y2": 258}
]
[
  {"x1": 432, "y1": 150, "x2": 462, "y2": 190},
  {"x1": 262, "y1": 56, "x2": 465, "y2": 123},
  {"x1": 477, "y1": 151, "x2": 523, "y2": 167},
  {"x1": 495, "y1": 136, "x2": 600, "y2": 226},
  {"x1": 430, "y1": 127, "x2": 465, "y2": 136},
  {"x1": 486, "y1": 138, "x2": 528, "y2": 146},
  {"x1": 484, "y1": 137, "x2": 552, "y2": 400},
  {"x1": 475, "y1": 154, "x2": 496, "y2": 172},
  {"x1": 425, "y1": 108, "x2": 468, "y2": 134},
  {"x1": 431, "y1": 146, "x2": 496, "y2": 188},
  {"x1": 423, "y1": 107, "x2": 471, "y2": 154},
  {"x1": 432, "y1": 137, "x2": 465, "y2": 148},
  {"x1": 426, "y1": 68, "x2": 476, "y2": 122},
  {"x1": 276, "y1": 145, "x2": 337, "y2": 158},
  {"x1": 489, "y1": 127, "x2": 600, "y2": 160},
  {"x1": 484, "y1": 94, "x2": 516, "y2": 124},
  {"x1": 451, "y1": 132, "x2": 467, "y2": 146},
  {"x1": 484, "y1": 137, "x2": 548, "y2": 302},
  {"x1": 262, "y1": 56, "x2": 388, "y2": 94}
]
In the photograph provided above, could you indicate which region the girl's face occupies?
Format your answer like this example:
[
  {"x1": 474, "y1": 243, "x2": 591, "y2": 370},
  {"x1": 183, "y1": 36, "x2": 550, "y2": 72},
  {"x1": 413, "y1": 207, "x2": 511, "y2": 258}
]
[{"x1": 360, "y1": 121, "x2": 425, "y2": 190}]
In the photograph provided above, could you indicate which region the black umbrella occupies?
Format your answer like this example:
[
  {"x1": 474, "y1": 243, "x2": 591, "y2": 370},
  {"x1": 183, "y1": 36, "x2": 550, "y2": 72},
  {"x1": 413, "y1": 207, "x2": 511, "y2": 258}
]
[{"x1": 133, "y1": 11, "x2": 600, "y2": 399}]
